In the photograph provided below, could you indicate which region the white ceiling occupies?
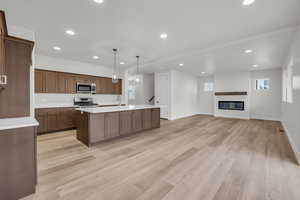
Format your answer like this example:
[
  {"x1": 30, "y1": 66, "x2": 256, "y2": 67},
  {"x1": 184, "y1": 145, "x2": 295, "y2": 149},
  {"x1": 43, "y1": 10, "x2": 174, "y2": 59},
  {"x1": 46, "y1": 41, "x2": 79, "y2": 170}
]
[{"x1": 2, "y1": 0, "x2": 300, "y2": 76}]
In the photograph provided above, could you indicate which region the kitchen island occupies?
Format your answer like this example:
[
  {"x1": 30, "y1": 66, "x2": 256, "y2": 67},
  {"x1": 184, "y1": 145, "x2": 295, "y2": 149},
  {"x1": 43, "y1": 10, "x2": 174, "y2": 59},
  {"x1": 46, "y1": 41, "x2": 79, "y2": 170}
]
[{"x1": 76, "y1": 105, "x2": 161, "y2": 146}]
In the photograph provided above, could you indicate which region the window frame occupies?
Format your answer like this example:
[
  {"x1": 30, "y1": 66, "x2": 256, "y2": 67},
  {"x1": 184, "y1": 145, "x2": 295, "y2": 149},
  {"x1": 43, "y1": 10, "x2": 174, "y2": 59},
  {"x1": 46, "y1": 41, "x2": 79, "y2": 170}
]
[
  {"x1": 255, "y1": 78, "x2": 270, "y2": 90},
  {"x1": 204, "y1": 82, "x2": 214, "y2": 92}
]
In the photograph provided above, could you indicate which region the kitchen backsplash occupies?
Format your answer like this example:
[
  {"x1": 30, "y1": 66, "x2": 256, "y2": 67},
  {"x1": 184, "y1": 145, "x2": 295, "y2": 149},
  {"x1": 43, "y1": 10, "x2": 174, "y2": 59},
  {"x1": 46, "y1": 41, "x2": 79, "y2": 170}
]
[{"x1": 35, "y1": 93, "x2": 125, "y2": 106}]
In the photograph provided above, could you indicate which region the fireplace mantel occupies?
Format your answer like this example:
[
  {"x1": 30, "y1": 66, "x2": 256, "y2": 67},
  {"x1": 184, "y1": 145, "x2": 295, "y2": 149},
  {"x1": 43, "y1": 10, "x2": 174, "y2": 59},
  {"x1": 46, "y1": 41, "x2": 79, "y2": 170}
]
[{"x1": 215, "y1": 92, "x2": 247, "y2": 96}]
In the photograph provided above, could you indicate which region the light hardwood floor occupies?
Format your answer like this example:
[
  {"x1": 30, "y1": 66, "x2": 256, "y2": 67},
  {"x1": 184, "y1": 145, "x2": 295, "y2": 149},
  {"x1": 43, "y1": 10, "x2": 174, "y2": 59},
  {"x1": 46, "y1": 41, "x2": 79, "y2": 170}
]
[{"x1": 23, "y1": 115, "x2": 300, "y2": 200}]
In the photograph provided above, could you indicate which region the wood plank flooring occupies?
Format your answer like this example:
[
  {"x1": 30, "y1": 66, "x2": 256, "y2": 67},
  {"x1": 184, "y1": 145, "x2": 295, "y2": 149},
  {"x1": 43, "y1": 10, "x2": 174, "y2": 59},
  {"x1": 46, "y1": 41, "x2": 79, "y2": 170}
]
[{"x1": 23, "y1": 115, "x2": 300, "y2": 200}]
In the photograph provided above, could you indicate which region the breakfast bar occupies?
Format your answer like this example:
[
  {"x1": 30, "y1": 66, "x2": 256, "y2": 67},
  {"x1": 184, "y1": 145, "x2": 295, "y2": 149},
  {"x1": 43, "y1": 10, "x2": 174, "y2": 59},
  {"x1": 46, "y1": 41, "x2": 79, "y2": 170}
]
[{"x1": 76, "y1": 105, "x2": 160, "y2": 147}]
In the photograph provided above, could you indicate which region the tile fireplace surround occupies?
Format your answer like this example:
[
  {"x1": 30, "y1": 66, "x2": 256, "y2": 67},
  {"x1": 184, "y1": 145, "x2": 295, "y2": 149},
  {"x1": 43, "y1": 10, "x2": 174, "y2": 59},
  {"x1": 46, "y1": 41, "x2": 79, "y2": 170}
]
[{"x1": 214, "y1": 93, "x2": 250, "y2": 119}]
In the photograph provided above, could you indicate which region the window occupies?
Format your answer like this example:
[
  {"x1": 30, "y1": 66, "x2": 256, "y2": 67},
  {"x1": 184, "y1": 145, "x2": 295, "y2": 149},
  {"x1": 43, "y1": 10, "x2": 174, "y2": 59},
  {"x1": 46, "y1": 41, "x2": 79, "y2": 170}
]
[
  {"x1": 204, "y1": 82, "x2": 214, "y2": 92},
  {"x1": 256, "y1": 79, "x2": 269, "y2": 90}
]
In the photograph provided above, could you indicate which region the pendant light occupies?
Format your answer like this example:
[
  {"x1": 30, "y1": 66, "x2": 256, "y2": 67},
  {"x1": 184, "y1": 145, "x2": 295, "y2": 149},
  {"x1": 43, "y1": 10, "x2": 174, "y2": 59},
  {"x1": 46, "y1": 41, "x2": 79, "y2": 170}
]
[
  {"x1": 112, "y1": 48, "x2": 119, "y2": 84},
  {"x1": 135, "y1": 56, "x2": 140, "y2": 84}
]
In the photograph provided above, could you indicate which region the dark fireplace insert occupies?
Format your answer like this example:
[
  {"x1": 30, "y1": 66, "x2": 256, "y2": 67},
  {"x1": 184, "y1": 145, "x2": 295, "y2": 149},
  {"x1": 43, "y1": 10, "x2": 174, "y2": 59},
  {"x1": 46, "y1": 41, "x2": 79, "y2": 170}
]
[{"x1": 218, "y1": 101, "x2": 245, "y2": 111}]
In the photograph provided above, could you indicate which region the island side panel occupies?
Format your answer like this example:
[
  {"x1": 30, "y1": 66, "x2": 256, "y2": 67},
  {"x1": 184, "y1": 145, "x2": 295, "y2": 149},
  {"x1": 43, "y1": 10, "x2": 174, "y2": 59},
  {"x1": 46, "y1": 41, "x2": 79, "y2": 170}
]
[
  {"x1": 0, "y1": 127, "x2": 36, "y2": 200},
  {"x1": 151, "y1": 108, "x2": 160, "y2": 128},
  {"x1": 89, "y1": 113, "x2": 105, "y2": 144},
  {"x1": 76, "y1": 111, "x2": 89, "y2": 146}
]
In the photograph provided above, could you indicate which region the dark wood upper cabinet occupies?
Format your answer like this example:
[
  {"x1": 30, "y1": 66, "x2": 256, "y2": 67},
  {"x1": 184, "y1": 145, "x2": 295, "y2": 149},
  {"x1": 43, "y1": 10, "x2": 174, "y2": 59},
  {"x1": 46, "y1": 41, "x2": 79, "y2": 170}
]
[
  {"x1": 114, "y1": 80, "x2": 122, "y2": 95},
  {"x1": 56, "y1": 72, "x2": 67, "y2": 93},
  {"x1": 35, "y1": 70, "x2": 45, "y2": 93},
  {"x1": 34, "y1": 69, "x2": 122, "y2": 95},
  {"x1": 96, "y1": 77, "x2": 104, "y2": 94},
  {"x1": 65, "y1": 74, "x2": 76, "y2": 94},
  {"x1": 45, "y1": 71, "x2": 57, "y2": 93},
  {"x1": 0, "y1": 37, "x2": 33, "y2": 118}
]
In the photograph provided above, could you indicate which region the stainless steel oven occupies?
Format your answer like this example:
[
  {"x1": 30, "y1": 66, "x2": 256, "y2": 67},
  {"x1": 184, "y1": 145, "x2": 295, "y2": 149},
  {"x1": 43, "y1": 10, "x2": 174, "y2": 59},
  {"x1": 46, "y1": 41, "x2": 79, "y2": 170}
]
[{"x1": 76, "y1": 82, "x2": 96, "y2": 94}]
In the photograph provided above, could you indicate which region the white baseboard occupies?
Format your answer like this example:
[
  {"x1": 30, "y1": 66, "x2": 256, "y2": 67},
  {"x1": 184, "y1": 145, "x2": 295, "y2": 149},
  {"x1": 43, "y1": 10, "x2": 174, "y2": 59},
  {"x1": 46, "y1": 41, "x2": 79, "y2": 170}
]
[
  {"x1": 169, "y1": 113, "x2": 198, "y2": 121},
  {"x1": 281, "y1": 122, "x2": 300, "y2": 165},
  {"x1": 250, "y1": 114, "x2": 281, "y2": 121},
  {"x1": 214, "y1": 114, "x2": 250, "y2": 120},
  {"x1": 197, "y1": 112, "x2": 214, "y2": 116}
]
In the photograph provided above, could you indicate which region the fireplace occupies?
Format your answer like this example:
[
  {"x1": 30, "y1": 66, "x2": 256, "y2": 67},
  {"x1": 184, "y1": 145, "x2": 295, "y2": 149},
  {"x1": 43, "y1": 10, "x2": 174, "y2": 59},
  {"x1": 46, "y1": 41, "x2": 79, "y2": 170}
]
[{"x1": 218, "y1": 101, "x2": 245, "y2": 111}]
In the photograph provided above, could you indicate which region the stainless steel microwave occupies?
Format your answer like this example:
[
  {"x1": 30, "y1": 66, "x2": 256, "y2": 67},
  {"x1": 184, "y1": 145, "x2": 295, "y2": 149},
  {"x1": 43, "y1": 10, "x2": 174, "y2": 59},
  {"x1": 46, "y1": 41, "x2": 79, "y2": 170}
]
[{"x1": 76, "y1": 82, "x2": 96, "y2": 94}]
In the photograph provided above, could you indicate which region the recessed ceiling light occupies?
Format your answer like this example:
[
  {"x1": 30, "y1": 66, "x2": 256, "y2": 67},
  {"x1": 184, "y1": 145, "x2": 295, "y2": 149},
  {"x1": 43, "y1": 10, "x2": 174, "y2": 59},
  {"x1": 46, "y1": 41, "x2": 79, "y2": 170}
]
[
  {"x1": 253, "y1": 64, "x2": 258, "y2": 68},
  {"x1": 53, "y1": 46, "x2": 61, "y2": 51},
  {"x1": 201, "y1": 72, "x2": 206, "y2": 74},
  {"x1": 160, "y1": 33, "x2": 168, "y2": 39},
  {"x1": 65, "y1": 29, "x2": 75, "y2": 36},
  {"x1": 245, "y1": 49, "x2": 253, "y2": 54},
  {"x1": 93, "y1": 56, "x2": 99, "y2": 60},
  {"x1": 179, "y1": 63, "x2": 184, "y2": 67},
  {"x1": 242, "y1": 0, "x2": 256, "y2": 6},
  {"x1": 94, "y1": 0, "x2": 104, "y2": 4},
  {"x1": 120, "y1": 62, "x2": 125, "y2": 65}
]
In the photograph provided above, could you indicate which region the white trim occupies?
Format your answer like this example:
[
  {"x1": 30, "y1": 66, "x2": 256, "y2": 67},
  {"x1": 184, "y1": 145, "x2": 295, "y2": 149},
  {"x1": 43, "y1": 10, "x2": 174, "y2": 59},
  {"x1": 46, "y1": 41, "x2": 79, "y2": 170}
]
[
  {"x1": 251, "y1": 117, "x2": 281, "y2": 121},
  {"x1": 169, "y1": 113, "x2": 198, "y2": 121},
  {"x1": 197, "y1": 112, "x2": 214, "y2": 116},
  {"x1": 281, "y1": 122, "x2": 300, "y2": 165},
  {"x1": 214, "y1": 114, "x2": 250, "y2": 120}
]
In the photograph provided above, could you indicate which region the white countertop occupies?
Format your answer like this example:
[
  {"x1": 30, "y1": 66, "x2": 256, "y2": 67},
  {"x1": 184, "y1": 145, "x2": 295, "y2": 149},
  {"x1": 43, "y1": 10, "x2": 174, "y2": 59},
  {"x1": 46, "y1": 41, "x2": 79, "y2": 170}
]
[
  {"x1": 0, "y1": 117, "x2": 39, "y2": 131},
  {"x1": 76, "y1": 105, "x2": 161, "y2": 114},
  {"x1": 34, "y1": 103, "x2": 123, "y2": 109}
]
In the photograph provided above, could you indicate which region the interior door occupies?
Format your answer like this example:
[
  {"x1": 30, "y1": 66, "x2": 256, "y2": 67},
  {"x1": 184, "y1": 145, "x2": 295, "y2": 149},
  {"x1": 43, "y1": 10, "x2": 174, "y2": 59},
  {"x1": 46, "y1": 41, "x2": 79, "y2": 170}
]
[{"x1": 155, "y1": 73, "x2": 169, "y2": 119}]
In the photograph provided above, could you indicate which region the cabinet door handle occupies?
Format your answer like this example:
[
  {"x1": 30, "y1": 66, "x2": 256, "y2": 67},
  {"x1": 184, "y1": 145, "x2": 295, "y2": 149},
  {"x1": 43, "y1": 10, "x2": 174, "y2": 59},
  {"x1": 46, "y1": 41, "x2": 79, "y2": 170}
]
[
  {"x1": 2, "y1": 75, "x2": 7, "y2": 85},
  {"x1": 0, "y1": 75, "x2": 4, "y2": 85}
]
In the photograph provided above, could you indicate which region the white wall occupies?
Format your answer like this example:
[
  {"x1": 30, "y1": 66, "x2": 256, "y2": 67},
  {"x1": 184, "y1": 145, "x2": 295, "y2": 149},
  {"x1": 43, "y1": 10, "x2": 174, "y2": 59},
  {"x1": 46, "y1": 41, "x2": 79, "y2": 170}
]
[
  {"x1": 250, "y1": 69, "x2": 282, "y2": 121},
  {"x1": 8, "y1": 25, "x2": 35, "y2": 117},
  {"x1": 35, "y1": 55, "x2": 115, "y2": 78},
  {"x1": 197, "y1": 76, "x2": 215, "y2": 115},
  {"x1": 197, "y1": 69, "x2": 282, "y2": 121},
  {"x1": 127, "y1": 73, "x2": 154, "y2": 105},
  {"x1": 35, "y1": 55, "x2": 125, "y2": 106},
  {"x1": 281, "y1": 26, "x2": 300, "y2": 163},
  {"x1": 169, "y1": 70, "x2": 198, "y2": 120}
]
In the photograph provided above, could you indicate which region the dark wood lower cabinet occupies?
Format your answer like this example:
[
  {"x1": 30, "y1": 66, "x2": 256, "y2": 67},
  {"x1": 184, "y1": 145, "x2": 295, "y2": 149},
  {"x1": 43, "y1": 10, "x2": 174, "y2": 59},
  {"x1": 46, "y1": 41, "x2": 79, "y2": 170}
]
[
  {"x1": 89, "y1": 113, "x2": 105, "y2": 144},
  {"x1": 0, "y1": 126, "x2": 37, "y2": 200},
  {"x1": 35, "y1": 108, "x2": 76, "y2": 134},
  {"x1": 143, "y1": 109, "x2": 152, "y2": 130},
  {"x1": 76, "y1": 108, "x2": 160, "y2": 146},
  {"x1": 120, "y1": 111, "x2": 132, "y2": 136},
  {"x1": 132, "y1": 110, "x2": 143, "y2": 133},
  {"x1": 46, "y1": 109, "x2": 58, "y2": 132},
  {"x1": 104, "y1": 112, "x2": 120, "y2": 139}
]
